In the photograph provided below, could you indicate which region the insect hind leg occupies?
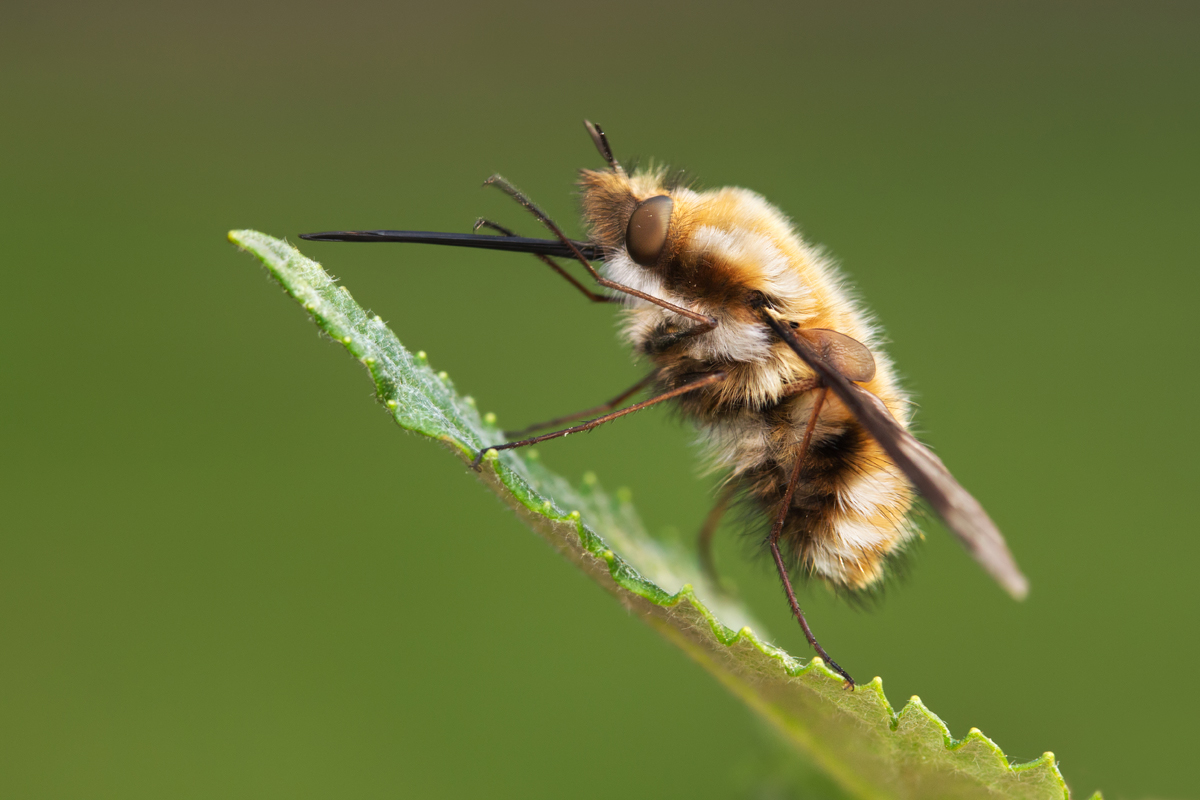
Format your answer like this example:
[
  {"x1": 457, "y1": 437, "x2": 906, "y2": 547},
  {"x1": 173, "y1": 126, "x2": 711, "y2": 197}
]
[{"x1": 698, "y1": 479, "x2": 739, "y2": 590}]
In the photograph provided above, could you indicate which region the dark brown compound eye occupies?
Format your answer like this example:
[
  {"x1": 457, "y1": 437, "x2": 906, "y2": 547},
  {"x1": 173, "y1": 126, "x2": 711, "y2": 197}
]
[{"x1": 625, "y1": 195, "x2": 673, "y2": 267}]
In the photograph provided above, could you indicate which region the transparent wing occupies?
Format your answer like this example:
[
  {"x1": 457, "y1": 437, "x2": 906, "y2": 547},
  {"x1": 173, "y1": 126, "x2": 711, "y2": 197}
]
[{"x1": 766, "y1": 314, "x2": 1028, "y2": 600}]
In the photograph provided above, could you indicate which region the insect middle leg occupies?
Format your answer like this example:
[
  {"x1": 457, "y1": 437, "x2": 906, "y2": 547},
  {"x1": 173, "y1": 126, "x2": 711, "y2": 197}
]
[
  {"x1": 505, "y1": 371, "x2": 659, "y2": 437},
  {"x1": 766, "y1": 386, "x2": 856, "y2": 688},
  {"x1": 472, "y1": 371, "x2": 726, "y2": 468}
]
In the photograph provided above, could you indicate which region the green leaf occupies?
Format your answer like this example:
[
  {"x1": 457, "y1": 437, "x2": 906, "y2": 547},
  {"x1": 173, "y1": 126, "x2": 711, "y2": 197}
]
[{"x1": 230, "y1": 229, "x2": 1100, "y2": 800}]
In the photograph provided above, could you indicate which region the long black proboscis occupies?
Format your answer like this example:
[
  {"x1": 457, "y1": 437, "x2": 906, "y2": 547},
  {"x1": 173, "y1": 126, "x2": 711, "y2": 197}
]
[{"x1": 298, "y1": 230, "x2": 602, "y2": 261}]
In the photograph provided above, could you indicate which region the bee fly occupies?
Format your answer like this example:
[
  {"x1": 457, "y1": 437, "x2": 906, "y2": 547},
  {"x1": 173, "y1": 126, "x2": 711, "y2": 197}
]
[{"x1": 301, "y1": 121, "x2": 1027, "y2": 686}]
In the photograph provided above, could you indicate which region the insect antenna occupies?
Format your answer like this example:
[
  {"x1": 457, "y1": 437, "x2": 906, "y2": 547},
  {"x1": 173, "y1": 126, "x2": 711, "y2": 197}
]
[{"x1": 583, "y1": 119, "x2": 622, "y2": 173}]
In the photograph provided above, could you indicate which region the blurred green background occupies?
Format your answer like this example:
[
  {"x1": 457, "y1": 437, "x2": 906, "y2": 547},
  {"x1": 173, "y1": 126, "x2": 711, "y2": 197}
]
[{"x1": 3, "y1": 1, "x2": 1197, "y2": 797}]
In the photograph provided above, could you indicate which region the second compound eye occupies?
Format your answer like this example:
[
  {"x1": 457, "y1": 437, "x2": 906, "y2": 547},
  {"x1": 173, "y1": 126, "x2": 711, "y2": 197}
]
[{"x1": 625, "y1": 195, "x2": 673, "y2": 267}]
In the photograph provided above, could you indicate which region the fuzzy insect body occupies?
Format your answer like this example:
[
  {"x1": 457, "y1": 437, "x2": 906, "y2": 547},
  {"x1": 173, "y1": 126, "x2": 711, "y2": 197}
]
[
  {"x1": 300, "y1": 121, "x2": 1026, "y2": 685},
  {"x1": 581, "y1": 168, "x2": 915, "y2": 591}
]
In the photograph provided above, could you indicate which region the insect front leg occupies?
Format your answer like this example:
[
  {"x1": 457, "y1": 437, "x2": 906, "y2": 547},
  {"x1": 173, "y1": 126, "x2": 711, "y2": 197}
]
[
  {"x1": 472, "y1": 371, "x2": 726, "y2": 469},
  {"x1": 483, "y1": 175, "x2": 717, "y2": 332},
  {"x1": 473, "y1": 218, "x2": 615, "y2": 304}
]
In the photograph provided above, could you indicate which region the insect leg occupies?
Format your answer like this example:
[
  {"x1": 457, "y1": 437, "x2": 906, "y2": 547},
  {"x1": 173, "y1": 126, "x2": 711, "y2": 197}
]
[
  {"x1": 761, "y1": 308, "x2": 1028, "y2": 601},
  {"x1": 472, "y1": 371, "x2": 726, "y2": 469},
  {"x1": 780, "y1": 377, "x2": 821, "y2": 398},
  {"x1": 473, "y1": 218, "x2": 615, "y2": 303},
  {"x1": 505, "y1": 371, "x2": 659, "y2": 437},
  {"x1": 483, "y1": 175, "x2": 717, "y2": 331},
  {"x1": 698, "y1": 479, "x2": 739, "y2": 588},
  {"x1": 766, "y1": 387, "x2": 856, "y2": 688}
]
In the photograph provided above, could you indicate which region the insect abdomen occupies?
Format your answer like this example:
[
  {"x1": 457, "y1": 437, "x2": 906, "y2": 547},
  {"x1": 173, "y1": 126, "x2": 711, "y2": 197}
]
[{"x1": 744, "y1": 408, "x2": 916, "y2": 591}]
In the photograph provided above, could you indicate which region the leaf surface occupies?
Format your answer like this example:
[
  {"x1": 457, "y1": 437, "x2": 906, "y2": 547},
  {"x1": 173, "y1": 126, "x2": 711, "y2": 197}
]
[{"x1": 231, "y1": 229, "x2": 1099, "y2": 800}]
